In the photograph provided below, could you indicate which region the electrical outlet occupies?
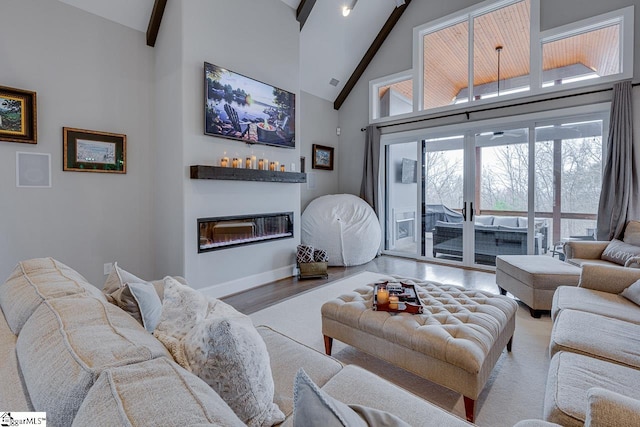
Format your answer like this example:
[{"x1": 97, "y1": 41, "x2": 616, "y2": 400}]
[
  {"x1": 104, "y1": 262, "x2": 113, "y2": 275},
  {"x1": 290, "y1": 163, "x2": 296, "y2": 172}
]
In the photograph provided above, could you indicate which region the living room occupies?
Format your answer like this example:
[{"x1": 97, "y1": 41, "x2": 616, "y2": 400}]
[{"x1": 2, "y1": 0, "x2": 640, "y2": 425}]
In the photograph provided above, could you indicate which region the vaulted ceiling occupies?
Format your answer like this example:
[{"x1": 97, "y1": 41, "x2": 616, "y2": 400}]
[{"x1": 56, "y1": 0, "x2": 404, "y2": 108}]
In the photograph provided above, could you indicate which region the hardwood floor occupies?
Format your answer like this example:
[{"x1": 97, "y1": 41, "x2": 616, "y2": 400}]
[{"x1": 221, "y1": 255, "x2": 498, "y2": 315}]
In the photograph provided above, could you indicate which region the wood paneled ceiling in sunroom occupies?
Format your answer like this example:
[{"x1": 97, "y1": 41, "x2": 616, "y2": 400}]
[{"x1": 422, "y1": 0, "x2": 619, "y2": 110}]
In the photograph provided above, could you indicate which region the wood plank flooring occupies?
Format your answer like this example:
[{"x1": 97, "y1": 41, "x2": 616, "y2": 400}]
[{"x1": 221, "y1": 255, "x2": 498, "y2": 315}]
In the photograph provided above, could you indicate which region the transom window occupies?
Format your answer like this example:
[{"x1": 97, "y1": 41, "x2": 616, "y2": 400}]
[{"x1": 369, "y1": 1, "x2": 633, "y2": 122}]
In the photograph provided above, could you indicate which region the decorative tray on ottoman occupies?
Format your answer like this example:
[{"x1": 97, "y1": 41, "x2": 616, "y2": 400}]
[{"x1": 373, "y1": 281, "x2": 424, "y2": 314}]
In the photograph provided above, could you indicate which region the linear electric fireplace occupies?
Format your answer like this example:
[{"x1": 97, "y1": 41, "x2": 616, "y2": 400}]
[{"x1": 198, "y1": 212, "x2": 293, "y2": 253}]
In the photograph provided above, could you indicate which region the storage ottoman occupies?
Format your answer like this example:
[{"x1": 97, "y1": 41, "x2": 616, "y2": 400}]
[{"x1": 496, "y1": 255, "x2": 581, "y2": 318}]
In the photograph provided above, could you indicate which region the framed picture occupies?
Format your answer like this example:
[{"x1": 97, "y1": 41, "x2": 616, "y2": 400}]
[
  {"x1": 312, "y1": 144, "x2": 334, "y2": 170},
  {"x1": 63, "y1": 127, "x2": 126, "y2": 173},
  {"x1": 0, "y1": 85, "x2": 37, "y2": 144}
]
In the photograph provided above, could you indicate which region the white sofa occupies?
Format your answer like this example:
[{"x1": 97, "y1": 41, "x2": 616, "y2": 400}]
[
  {"x1": 541, "y1": 263, "x2": 640, "y2": 426},
  {"x1": 0, "y1": 257, "x2": 476, "y2": 426}
]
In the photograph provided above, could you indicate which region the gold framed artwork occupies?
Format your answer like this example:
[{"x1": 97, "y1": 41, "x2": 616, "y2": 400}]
[
  {"x1": 312, "y1": 144, "x2": 334, "y2": 171},
  {"x1": 0, "y1": 85, "x2": 37, "y2": 144},
  {"x1": 63, "y1": 127, "x2": 126, "y2": 173}
]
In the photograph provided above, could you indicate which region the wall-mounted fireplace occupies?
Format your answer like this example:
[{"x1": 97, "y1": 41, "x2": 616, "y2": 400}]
[{"x1": 198, "y1": 212, "x2": 293, "y2": 253}]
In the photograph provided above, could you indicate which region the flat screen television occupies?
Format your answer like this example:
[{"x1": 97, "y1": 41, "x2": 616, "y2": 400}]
[
  {"x1": 204, "y1": 62, "x2": 295, "y2": 149},
  {"x1": 401, "y1": 158, "x2": 417, "y2": 183}
]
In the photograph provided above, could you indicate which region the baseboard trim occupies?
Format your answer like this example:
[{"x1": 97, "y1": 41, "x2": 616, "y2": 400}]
[{"x1": 198, "y1": 264, "x2": 295, "y2": 299}]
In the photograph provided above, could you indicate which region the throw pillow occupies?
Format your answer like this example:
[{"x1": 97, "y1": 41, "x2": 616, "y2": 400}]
[
  {"x1": 106, "y1": 282, "x2": 162, "y2": 332},
  {"x1": 102, "y1": 263, "x2": 163, "y2": 332},
  {"x1": 621, "y1": 279, "x2": 640, "y2": 306},
  {"x1": 601, "y1": 239, "x2": 640, "y2": 266},
  {"x1": 292, "y1": 368, "x2": 410, "y2": 427},
  {"x1": 624, "y1": 221, "x2": 640, "y2": 246},
  {"x1": 475, "y1": 215, "x2": 494, "y2": 225},
  {"x1": 103, "y1": 262, "x2": 145, "y2": 293},
  {"x1": 493, "y1": 216, "x2": 519, "y2": 227},
  {"x1": 153, "y1": 276, "x2": 209, "y2": 341},
  {"x1": 183, "y1": 315, "x2": 285, "y2": 427}
]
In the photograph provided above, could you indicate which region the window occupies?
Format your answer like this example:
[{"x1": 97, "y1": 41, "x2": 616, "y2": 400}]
[
  {"x1": 471, "y1": 1, "x2": 530, "y2": 100},
  {"x1": 370, "y1": 71, "x2": 413, "y2": 120},
  {"x1": 423, "y1": 20, "x2": 469, "y2": 109},
  {"x1": 539, "y1": 7, "x2": 633, "y2": 89},
  {"x1": 369, "y1": 1, "x2": 633, "y2": 123}
]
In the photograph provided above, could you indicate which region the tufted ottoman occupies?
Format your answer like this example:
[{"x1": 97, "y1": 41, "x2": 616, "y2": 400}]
[{"x1": 321, "y1": 277, "x2": 517, "y2": 422}]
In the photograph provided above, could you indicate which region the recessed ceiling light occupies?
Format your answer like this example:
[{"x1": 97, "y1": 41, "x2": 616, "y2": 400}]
[{"x1": 342, "y1": 0, "x2": 357, "y2": 17}]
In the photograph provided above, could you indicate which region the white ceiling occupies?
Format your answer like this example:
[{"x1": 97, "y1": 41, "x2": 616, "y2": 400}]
[{"x1": 56, "y1": 0, "x2": 397, "y2": 103}]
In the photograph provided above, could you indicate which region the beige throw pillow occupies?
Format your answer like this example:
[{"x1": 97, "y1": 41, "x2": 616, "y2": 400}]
[
  {"x1": 183, "y1": 315, "x2": 285, "y2": 427},
  {"x1": 624, "y1": 221, "x2": 640, "y2": 246}
]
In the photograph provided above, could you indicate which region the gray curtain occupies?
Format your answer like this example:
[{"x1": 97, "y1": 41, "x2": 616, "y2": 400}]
[
  {"x1": 596, "y1": 80, "x2": 638, "y2": 240},
  {"x1": 360, "y1": 125, "x2": 381, "y2": 215}
]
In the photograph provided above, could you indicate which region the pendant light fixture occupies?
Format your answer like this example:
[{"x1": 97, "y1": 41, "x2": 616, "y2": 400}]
[{"x1": 495, "y1": 45, "x2": 503, "y2": 96}]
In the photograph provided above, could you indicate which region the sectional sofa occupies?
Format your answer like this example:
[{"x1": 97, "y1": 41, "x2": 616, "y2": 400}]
[
  {"x1": 542, "y1": 263, "x2": 640, "y2": 425},
  {"x1": 0, "y1": 257, "x2": 476, "y2": 426},
  {"x1": 432, "y1": 215, "x2": 548, "y2": 263}
]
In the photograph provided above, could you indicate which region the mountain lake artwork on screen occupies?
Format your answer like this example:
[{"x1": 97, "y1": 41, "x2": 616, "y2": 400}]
[{"x1": 204, "y1": 62, "x2": 295, "y2": 148}]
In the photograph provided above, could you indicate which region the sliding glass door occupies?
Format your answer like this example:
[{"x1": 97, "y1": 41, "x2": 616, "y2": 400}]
[
  {"x1": 381, "y1": 107, "x2": 607, "y2": 268},
  {"x1": 424, "y1": 135, "x2": 465, "y2": 263},
  {"x1": 472, "y1": 127, "x2": 532, "y2": 265},
  {"x1": 534, "y1": 118, "x2": 603, "y2": 258}
]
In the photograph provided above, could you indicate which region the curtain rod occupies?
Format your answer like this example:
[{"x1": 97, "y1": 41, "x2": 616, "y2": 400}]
[{"x1": 360, "y1": 82, "x2": 640, "y2": 132}]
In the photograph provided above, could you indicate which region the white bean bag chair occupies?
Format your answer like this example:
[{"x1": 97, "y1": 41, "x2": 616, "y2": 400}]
[{"x1": 301, "y1": 194, "x2": 381, "y2": 266}]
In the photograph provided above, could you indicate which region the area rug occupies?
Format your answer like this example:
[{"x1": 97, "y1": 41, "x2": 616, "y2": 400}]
[{"x1": 250, "y1": 271, "x2": 553, "y2": 426}]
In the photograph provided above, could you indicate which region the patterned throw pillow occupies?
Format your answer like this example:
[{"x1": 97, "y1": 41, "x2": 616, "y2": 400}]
[
  {"x1": 601, "y1": 239, "x2": 640, "y2": 266},
  {"x1": 153, "y1": 276, "x2": 284, "y2": 427},
  {"x1": 183, "y1": 314, "x2": 285, "y2": 427}
]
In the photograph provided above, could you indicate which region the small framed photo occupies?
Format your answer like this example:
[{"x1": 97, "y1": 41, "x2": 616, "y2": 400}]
[
  {"x1": 63, "y1": 127, "x2": 126, "y2": 173},
  {"x1": 312, "y1": 144, "x2": 334, "y2": 171},
  {"x1": 0, "y1": 85, "x2": 37, "y2": 144}
]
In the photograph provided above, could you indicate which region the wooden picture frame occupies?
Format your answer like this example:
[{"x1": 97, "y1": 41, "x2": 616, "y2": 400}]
[
  {"x1": 63, "y1": 127, "x2": 126, "y2": 173},
  {"x1": 0, "y1": 85, "x2": 37, "y2": 144},
  {"x1": 312, "y1": 144, "x2": 334, "y2": 170}
]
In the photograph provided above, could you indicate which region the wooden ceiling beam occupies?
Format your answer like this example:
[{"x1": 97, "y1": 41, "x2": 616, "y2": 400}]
[
  {"x1": 334, "y1": 0, "x2": 411, "y2": 110},
  {"x1": 296, "y1": 0, "x2": 317, "y2": 31},
  {"x1": 146, "y1": 0, "x2": 167, "y2": 47}
]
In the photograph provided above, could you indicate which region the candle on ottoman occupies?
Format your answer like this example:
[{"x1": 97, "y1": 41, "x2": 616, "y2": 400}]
[
  {"x1": 389, "y1": 296, "x2": 399, "y2": 310},
  {"x1": 377, "y1": 288, "x2": 389, "y2": 305}
]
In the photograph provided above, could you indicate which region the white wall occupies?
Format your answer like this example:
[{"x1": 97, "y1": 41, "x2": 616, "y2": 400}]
[
  {"x1": 337, "y1": 0, "x2": 640, "y2": 196},
  {"x1": 153, "y1": 0, "x2": 185, "y2": 281},
  {"x1": 154, "y1": 0, "x2": 302, "y2": 295},
  {"x1": 0, "y1": 0, "x2": 155, "y2": 286},
  {"x1": 300, "y1": 91, "x2": 340, "y2": 210}
]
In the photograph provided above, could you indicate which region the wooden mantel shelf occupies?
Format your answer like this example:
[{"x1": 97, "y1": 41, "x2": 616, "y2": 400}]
[{"x1": 190, "y1": 165, "x2": 307, "y2": 183}]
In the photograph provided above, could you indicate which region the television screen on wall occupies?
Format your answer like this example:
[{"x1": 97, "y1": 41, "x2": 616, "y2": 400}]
[
  {"x1": 204, "y1": 62, "x2": 295, "y2": 149},
  {"x1": 401, "y1": 158, "x2": 417, "y2": 183}
]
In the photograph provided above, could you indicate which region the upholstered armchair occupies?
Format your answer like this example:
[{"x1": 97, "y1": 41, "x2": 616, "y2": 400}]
[{"x1": 564, "y1": 240, "x2": 640, "y2": 268}]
